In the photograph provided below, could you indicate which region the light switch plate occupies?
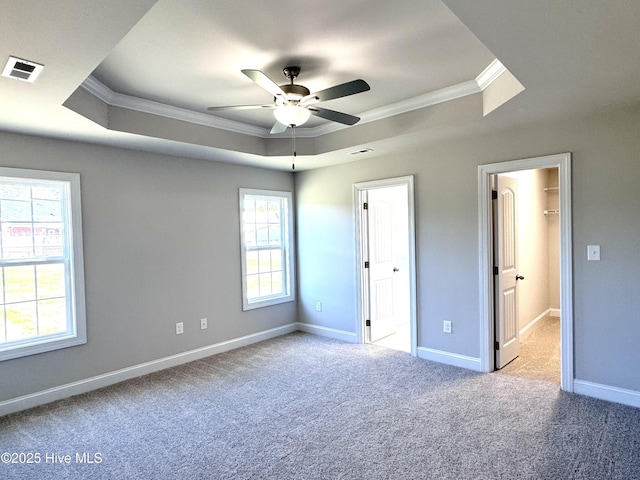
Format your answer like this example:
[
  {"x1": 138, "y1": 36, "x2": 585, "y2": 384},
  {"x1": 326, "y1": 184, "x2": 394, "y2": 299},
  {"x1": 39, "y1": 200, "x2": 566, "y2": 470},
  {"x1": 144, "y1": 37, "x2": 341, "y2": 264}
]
[{"x1": 587, "y1": 245, "x2": 600, "y2": 261}]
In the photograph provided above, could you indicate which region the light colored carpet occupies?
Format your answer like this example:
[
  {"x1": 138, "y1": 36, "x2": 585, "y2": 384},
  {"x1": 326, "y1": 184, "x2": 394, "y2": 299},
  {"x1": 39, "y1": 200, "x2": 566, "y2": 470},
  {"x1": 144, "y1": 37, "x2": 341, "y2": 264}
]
[
  {"x1": 1, "y1": 332, "x2": 639, "y2": 479},
  {"x1": 372, "y1": 323, "x2": 411, "y2": 352},
  {"x1": 497, "y1": 315, "x2": 561, "y2": 384}
]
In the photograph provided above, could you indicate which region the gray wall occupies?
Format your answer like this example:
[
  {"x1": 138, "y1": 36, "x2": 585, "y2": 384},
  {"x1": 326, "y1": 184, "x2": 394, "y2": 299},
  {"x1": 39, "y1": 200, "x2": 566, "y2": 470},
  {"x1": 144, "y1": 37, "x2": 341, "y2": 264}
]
[
  {"x1": 296, "y1": 104, "x2": 640, "y2": 392},
  {"x1": 0, "y1": 132, "x2": 295, "y2": 402}
]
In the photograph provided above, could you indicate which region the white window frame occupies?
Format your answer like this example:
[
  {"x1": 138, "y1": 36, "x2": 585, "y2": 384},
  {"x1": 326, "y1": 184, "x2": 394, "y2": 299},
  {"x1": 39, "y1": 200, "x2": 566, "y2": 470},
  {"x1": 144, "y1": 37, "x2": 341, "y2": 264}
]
[
  {"x1": 0, "y1": 167, "x2": 86, "y2": 361},
  {"x1": 239, "y1": 188, "x2": 295, "y2": 310}
]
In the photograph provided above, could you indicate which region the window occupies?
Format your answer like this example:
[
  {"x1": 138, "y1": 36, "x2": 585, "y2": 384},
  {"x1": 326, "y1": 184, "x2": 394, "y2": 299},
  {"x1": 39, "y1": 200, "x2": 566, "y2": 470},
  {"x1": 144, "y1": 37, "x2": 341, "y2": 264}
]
[
  {"x1": 239, "y1": 189, "x2": 294, "y2": 310},
  {"x1": 0, "y1": 167, "x2": 86, "y2": 361}
]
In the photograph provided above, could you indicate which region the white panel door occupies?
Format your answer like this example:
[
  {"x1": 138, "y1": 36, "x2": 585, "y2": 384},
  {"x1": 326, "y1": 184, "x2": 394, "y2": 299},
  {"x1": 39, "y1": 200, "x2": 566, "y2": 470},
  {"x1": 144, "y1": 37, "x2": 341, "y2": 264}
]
[
  {"x1": 495, "y1": 175, "x2": 521, "y2": 368},
  {"x1": 367, "y1": 189, "x2": 397, "y2": 342}
]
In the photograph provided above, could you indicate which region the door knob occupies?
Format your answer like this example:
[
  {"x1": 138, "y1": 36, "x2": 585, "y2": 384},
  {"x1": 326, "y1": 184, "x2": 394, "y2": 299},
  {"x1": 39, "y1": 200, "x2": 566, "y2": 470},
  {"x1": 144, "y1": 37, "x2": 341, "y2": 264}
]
[
  {"x1": 516, "y1": 275, "x2": 525, "y2": 281},
  {"x1": 393, "y1": 267, "x2": 400, "y2": 272}
]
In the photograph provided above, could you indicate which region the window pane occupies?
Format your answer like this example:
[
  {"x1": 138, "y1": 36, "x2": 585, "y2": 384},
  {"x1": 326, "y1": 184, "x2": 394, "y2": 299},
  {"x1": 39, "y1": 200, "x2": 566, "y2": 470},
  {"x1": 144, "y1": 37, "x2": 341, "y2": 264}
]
[
  {"x1": 1, "y1": 224, "x2": 34, "y2": 259},
  {"x1": 6, "y1": 302, "x2": 37, "y2": 341},
  {"x1": 0, "y1": 184, "x2": 30, "y2": 201},
  {"x1": 1, "y1": 199, "x2": 32, "y2": 222},
  {"x1": 36, "y1": 263, "x2": 66, "y2": 299},
  {"x1": 244, "y1": 224, "x2": 256, "y2": 247},
  {"x1": 4, "y1": 266, "x2": 36, "y2": 303},
  {"x1": 259, "y1": 273, "x2": 272, "y2": 296},
  {"x1": 271, "y1": 249, "x2": 282, "y2": 271},
  {"x1": 268, "y1": 200, "x2": 280, "y2": 223},
  {"x1": 31, "y1": 185, "x2": 61, "y2": 201},
  {"x1": 0, "y1": 307, "x2": 4, "y2": 342},
  {"x1": 246, "y1": 251, "x2": 259, "y2": 275},
  {"x1": 256, "y1": 224, "x2": 269, "y2": 246},
  {"x1": 255, "y1": 200, "x2": 268, "y2": 224},
  {"x1": 34, "y1": 223, "x2": 63, "y2": 257},
  {"x1": 258, "y1": 249, "x2": 271, "y2": 273},
  {"x1": 271, "y1": 271, "x2": 283, "y2": 295},
  {"x1": 38, "y1": 299, "x2": 67, "y2": 335},
  {"x1": 243, "y1": 199, "x2": 255, "y2": 224},
  {"x1": 246, "y1": 274, "x2": 260, "y2": 299},
  {"x1": 268, "y1": 225, "x2": 281, "y2": 245},
  {"x1": 33, "y1": 199, "x2": 62, "y2": 222}
]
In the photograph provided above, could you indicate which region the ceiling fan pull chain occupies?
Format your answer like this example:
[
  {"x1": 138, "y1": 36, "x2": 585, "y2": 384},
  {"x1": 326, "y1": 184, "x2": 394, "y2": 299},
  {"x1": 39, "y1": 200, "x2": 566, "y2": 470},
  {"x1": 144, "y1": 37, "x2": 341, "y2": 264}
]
[{"x1": 292, "y1": 125, "x2": 296, "y2": 170}]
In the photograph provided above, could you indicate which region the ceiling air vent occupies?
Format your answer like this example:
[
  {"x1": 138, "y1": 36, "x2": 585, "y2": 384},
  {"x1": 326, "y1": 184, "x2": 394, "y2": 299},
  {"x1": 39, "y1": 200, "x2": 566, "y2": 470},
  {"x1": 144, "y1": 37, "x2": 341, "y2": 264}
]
[
  {"x1": 2, "y1": 56, "x2": 44, "y2": 83},
  {"x1": 349, "y1": 148, "x2": 374, "y2": 156}
]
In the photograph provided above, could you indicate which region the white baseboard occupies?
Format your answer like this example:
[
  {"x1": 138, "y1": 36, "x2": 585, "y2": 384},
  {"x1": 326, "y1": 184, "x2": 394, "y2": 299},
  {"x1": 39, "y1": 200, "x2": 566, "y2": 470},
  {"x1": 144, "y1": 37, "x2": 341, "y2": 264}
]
[
  {"x1": 0, "y1": 323, "x2": 298, "y2": 417},
  {"x1": 13, "y1": 322, "x2": 636, "y2": 418},
  {"x1": 549, "y1": 308, "x2": 561, "y2": 318},
  {"x1": 573, "y1": 379, "x2": 640, "y2": 409},
  {"x1": 519, "y1": 309, "x2": 551, "y2": 338},
  {"x1": 296, "y1": 322, "x2": 357, "y2": 343},
  {"x1": 417, "y1": 347, "x2": 482, "y2": 371}
]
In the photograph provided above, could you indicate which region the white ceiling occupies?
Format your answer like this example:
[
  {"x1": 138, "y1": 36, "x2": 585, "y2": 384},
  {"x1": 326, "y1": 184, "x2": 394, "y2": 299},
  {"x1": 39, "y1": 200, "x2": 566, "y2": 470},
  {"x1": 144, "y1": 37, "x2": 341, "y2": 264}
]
[{"x1": 1, "y1": 1, "x2": 639, "y2": 171}]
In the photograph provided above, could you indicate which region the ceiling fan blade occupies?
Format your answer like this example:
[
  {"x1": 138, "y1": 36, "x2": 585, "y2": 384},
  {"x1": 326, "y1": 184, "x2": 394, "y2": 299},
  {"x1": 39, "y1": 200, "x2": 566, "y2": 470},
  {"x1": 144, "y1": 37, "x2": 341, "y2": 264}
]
[
  {"x1": 303, "y1": 79, "x2": 370, "y2": 104},
  {"x1": 309, "y1": 106, "x2": 360, "y2": 126},
  {"x1": 270, "y1": 121, "x2": 288, "y2": 134},
  {"x1": 207, "y1": 105, "x2": 274, "y2": 112},
  {"x1": 241, "y1": 69, "x2": 288, "y2": 98}
]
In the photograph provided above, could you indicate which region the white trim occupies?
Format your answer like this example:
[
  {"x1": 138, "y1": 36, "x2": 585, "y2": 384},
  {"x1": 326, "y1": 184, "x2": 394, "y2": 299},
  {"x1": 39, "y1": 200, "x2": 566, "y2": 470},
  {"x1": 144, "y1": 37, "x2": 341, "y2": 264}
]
[
  {"x1": 353, "y1": 176, "x2": 418, "y2": 356},
  {"x1": 239, "y1": 188, "x2": 295, "y2": 311},
  {"x1": 417, "y1": 347, "x2": 482, "y2": 371},
  {"x1": 478, "y1": 153, "x2": 573, "y2": 392},
  {"x1": 475, "y1": 59, "x2": 507, "y2": 91},
  {"x1": 81, "y1": 76, "x2": 269, "y2": 138},
  {"x1": 0, "y1": 323, "x2": 297, "y2": 417},
  {"x1": 295, "y1": 323, "x2": 357, "y2": 343},
  {"x1": 0, "y1": 167, "x2": 86, "y2": 362},
  {"x1": 80, "y1": 58, "x2": 504, "y2": 140},
  {"x1": 549, "y1": 308, "x2": 561, "y2": 318},
  {"x1": 519, "y1": 308, "x2": 552, "y2": 338},
  {"x1": 355, "y1": 81, "x2": 480, "y2": 127},
  {"x1": 574, "y1": 380, "x2": 640, "y2": 409}
]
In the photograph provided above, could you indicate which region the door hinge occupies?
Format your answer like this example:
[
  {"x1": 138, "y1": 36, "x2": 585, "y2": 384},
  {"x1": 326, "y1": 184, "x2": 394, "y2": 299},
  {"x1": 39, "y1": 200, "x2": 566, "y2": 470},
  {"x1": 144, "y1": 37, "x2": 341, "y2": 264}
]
[
  {"x1": 363, "y1": 202, "x2": 368, "y2": 210},
  {"x1": 366, "y1": 319, "x2": 371, "y2": 327},
  {"x1": 492, "y1": 190, "x2": 498, "y2": 200},
  {"x1": 495, "y1": 341, "x2": 500, "y2": 350},
  {"x1": 493, "y1": 266, "x2": 499, "y2": 275},
  {"x1": 364, "y1": 261, "x2": 369, "y2": 268}
]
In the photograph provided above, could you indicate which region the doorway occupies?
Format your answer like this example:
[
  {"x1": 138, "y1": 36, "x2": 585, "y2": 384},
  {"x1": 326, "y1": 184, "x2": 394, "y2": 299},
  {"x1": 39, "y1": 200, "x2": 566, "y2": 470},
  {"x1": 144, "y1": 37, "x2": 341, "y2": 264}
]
[
  {"x1": 478, "y1": 153, "x2": 573, "y2": 392},
  {"x1": 354, "y1": 176, "x2": 417, "y2": 356},
  {"x1": 493, "y1": 168, "x2": 561, "y2": 383}
]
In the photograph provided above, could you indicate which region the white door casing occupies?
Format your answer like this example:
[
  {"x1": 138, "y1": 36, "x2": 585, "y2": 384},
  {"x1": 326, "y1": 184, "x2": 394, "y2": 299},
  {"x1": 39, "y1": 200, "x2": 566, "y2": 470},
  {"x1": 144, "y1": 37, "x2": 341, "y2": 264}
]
[
  {"x1": 495, "y1": 174, "x2": 520, "y2": 368},
  {"x1": 478, "y1": 153, "x2": 573, "y2": 392},
  {"x1": 353, "y1": 176, "x2": 417, "y2": 356}
]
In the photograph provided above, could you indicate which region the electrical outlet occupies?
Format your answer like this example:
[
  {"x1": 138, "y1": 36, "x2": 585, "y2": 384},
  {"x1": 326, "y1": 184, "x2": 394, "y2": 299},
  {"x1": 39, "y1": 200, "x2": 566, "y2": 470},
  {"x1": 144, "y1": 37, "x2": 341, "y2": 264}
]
[
  {"x1": 200, "y1": 318, "x2": 208, "y2": 330},
  {"x1": 443, "y1": 320, "x2": 452, "y2": 334},
  {"x1": 315, "y1": 301, "x2": 322, "y2": 312},
  {"x1": 176, "y1": 322, "x2": 184, "y2": 335}
]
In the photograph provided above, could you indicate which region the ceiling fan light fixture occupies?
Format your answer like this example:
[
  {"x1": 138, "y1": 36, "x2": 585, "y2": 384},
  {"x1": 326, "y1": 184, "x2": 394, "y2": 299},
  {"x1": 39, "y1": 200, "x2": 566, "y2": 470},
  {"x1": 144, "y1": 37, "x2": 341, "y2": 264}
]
[{"x1": 274, "y1": 104, "x2": 310, "y2": 127}]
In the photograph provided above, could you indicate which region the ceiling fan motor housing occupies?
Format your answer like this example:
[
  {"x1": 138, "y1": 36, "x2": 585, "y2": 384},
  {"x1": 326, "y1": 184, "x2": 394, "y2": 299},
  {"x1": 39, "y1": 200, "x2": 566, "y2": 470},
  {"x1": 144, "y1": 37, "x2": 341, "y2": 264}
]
[
  {"x1": 276, "y1": 66, "x2": 310, "y2": 103},
  {"x1": 278, "y1": 83, "x2": 310, "y2": 99}
]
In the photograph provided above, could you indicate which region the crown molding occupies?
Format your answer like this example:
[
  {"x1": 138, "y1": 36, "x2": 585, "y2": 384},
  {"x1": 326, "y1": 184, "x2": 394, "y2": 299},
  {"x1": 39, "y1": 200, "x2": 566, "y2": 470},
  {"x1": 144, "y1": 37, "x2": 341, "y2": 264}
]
[
  {"x1": 476, "y1": 59, "x2": 507, "y2": 91},
  {"x1": 310, "y1": 79, "x2": 482, "y2": 137},
  {"x1": 80, "y1": 76, "x2": 270, "y2": 138},
  {"x1": 80, "y1": 59, "x2": 503, "y2": 140}
]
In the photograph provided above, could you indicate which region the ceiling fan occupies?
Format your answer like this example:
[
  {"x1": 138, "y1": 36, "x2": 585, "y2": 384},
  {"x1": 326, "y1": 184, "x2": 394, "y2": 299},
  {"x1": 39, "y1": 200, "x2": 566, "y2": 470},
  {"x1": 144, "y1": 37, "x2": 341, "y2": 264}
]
[{"x1": 207, "y1": 66, "x2": 370, "y2": 134}]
